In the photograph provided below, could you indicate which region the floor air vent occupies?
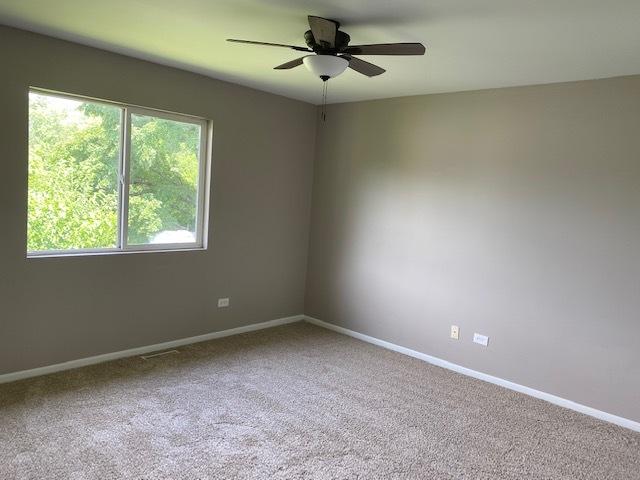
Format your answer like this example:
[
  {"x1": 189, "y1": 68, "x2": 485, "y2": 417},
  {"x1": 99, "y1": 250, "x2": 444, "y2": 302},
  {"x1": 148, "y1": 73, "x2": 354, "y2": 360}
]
[{"x1": 140, "y1": 349, "x2": 179, "y2": 360}]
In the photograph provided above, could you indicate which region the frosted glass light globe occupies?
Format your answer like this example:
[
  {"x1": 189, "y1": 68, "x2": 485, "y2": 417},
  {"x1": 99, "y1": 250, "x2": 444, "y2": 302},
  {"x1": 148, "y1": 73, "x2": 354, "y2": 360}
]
[{"x1": 303, "y1": 55, "x2": 349, "y2": 80}]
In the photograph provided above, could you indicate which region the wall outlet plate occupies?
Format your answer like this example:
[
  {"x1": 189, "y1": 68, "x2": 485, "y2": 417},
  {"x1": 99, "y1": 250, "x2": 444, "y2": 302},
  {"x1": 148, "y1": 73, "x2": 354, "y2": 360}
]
[
  {"x1": 217, "y1": 298, "x2": 230, "y2": 308},
  {"x1": 450, "y1": 325, "x2": 459, "y2": 340},
  {"x1": 473, "y1": 333, "x2": 489, "y2": 346}
]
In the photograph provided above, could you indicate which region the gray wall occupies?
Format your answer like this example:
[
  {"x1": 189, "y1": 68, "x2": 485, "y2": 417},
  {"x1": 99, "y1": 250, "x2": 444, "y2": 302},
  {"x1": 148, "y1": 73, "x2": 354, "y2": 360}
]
[
  {"x1": 0, "y1": 26, "x2": 315, "y2": 374},
  {"x1": 305, "y1": 76, "x2": 640, "y2": 422}
]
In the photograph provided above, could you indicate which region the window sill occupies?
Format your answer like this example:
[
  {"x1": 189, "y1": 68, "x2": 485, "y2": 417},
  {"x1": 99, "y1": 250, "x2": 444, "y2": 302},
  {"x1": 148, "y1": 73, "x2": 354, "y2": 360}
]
[{"x1": 27, "y1": 246, "x2": 207, "y2": 259}]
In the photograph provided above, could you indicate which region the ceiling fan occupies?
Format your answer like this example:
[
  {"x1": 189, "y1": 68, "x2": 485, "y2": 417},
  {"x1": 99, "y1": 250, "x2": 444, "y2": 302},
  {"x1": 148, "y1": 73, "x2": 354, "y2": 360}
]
[{"x1": 227, "y1": 15, "x2": 426, "y2": 82}]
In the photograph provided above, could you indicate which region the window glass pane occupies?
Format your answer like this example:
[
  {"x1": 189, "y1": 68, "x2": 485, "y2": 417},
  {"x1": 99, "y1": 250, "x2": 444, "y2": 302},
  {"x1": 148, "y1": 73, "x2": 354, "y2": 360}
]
[
  {"x1": 128, "y1": 113, "x2": 201, "y2": 245},
  {"x1": 28, "y1": 92, "x2": 121, "y2": 252}
]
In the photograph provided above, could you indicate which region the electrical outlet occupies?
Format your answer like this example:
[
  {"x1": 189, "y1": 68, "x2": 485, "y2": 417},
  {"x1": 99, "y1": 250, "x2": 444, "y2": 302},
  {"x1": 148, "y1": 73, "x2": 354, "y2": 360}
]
[
  {"x1": 217, "y1": 298, "x2": 230, "y2": 308},
  {"x1": 473, "y1": 333, "x2": 489, "y2": 346},
  {"x1": 450, "y1": 325, "x2": 459, "y2": 340}
]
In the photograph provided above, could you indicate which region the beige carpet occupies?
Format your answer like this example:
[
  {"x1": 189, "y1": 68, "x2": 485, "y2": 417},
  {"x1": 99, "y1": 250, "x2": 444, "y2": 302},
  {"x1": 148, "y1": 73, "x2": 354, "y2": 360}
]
[{"x1": 1, "y1": 322, "x2": 638, "y2": 480}]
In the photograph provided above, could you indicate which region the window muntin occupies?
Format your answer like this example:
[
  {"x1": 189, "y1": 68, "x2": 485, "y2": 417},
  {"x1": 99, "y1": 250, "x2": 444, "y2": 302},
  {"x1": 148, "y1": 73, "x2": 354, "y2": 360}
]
[{"x1": 27, "y1": 90, "x2": 209, "y2": 256}]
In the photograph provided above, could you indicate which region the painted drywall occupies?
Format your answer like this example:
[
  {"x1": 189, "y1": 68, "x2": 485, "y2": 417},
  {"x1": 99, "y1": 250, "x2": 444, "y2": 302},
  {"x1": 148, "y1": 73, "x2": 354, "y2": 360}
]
[
  {"x1": 305, "y1": 75, "x2": 640, "y2": 422},
  {"x1": 0, "y1": 26, "x2": 316, "y2": 374}
]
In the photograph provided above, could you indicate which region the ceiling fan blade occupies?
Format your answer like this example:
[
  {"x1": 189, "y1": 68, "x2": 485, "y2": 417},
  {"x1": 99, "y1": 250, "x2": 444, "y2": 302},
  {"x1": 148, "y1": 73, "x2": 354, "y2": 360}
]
[
  {"x1": 343, "y1": 43, "x2": 426, "y2": 56},
  {"x1": 308, "y1": 15, "x2": 338, "y2": 48},
  {"x1": 343, "y1": 56, "x2": 386, "y2": 77},
  {"x1": 274, "y1": 57, "x2": 305, "y2": 70},
  {"x1": 227, "y1": 39, "x2": 311, "y2": 52}
]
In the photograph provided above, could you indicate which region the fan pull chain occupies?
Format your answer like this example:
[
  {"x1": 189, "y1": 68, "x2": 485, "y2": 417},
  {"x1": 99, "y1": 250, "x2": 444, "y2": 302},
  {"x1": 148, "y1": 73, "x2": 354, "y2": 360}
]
[{"x1": 321, "y1": 80, "x2": 328, "y2": 122}]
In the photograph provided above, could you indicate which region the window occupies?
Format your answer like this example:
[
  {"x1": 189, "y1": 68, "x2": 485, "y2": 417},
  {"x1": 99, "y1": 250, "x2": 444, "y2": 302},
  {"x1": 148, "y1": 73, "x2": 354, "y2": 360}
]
[{"x1": 27, "y1": 89, "x2": 210, "y2": 256}]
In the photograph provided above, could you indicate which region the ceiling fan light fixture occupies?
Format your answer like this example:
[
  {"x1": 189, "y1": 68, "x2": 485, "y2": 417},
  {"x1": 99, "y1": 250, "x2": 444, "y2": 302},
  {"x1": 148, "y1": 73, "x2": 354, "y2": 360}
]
[{"x1": 303, "y1": 55, "x2": 349, "y2": 81}]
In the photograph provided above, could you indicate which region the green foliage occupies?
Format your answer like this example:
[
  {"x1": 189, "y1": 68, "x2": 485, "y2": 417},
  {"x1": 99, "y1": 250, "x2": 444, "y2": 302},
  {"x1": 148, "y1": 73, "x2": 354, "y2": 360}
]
[
  {"x1": 27, "y1": 94, "x2": 200, "y2": 252},
  {"x1": 128, "y1": 114, "x2": 200, "y2": 244}
]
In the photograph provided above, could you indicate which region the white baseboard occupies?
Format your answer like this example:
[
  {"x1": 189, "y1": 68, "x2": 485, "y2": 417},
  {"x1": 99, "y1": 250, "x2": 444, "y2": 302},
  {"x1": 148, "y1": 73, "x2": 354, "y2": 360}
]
[
  {"x1": 4, "y1": 313, "x2": 637, "y2": 433},
  {"x1": 304, "y1": 315, "x2": 640, "y2": 433},
  {"x1": 0, "y1": 314, "x2": 304, "y2": 384}
]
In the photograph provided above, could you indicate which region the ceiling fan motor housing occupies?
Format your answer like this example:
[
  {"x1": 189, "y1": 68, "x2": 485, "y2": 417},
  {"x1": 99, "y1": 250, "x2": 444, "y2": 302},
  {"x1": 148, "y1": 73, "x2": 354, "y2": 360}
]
[{"x1": 305, "y1": 30, "x2": 351, "y2": 53}]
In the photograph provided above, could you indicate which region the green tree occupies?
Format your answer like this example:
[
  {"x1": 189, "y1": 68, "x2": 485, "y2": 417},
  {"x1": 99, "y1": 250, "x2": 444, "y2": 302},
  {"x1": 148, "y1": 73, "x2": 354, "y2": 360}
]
[
  {"x1": 128, "y1": 113, "x2": 200, "y2": 244},
  {"x1": 28, "y1": 96, "x2": 120, "y2": 250},
  {"x1": 27, "y1": 93, "x2": 200, "y2": 252}
]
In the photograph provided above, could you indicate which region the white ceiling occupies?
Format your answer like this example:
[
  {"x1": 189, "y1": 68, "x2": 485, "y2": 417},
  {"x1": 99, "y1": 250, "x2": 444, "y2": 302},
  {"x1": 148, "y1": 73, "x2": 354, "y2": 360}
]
[{"x1": 1, "y1": 0, "x2": 640, "y2": 105}]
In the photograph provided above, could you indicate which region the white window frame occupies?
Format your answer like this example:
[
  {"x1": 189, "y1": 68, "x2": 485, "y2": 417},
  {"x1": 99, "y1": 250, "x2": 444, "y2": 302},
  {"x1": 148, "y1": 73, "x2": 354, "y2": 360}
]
[{"x1": 27, "y1": 88, "x2": 212, "y2": 258}]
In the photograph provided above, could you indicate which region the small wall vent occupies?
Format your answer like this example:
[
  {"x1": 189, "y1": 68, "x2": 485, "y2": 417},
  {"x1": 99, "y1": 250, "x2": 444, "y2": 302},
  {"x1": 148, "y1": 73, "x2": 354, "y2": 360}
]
[{"x1": 140, "y1": 349, "x2": 179, "y2": 360}]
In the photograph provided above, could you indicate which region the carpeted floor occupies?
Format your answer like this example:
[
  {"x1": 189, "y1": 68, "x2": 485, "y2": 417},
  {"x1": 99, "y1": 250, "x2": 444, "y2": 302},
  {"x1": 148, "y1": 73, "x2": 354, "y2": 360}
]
[{"x1": 1, "y1": 322, "x2": 639, "y2": 480}]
